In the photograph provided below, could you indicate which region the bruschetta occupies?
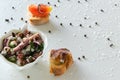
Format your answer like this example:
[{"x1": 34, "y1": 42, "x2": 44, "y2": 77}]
[
  {"x1": 28, "y1": 4, "x2": 52, "y2": 25},
  {"x1": 49, "y1": 48, "x2": 73, "y2": 76}
]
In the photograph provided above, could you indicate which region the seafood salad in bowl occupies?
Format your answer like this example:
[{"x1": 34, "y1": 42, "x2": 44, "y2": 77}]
[{"x1": 0, "y1": 26, "x2": 47, "y2": 69}]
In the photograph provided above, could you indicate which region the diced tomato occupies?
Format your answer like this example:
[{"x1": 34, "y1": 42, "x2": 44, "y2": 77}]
[
  {"x1": 17, "y1": 53, "x2": 24, "y2": 59},
  {"x1": 33, "y1": 53, "x2": 41, "y2": 59},
  {"x1": 29, "y1": 4, "x2": 52, "y2": 17}
]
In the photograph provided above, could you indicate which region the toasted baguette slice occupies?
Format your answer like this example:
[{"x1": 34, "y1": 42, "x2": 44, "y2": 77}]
[
  {"x1": 29, "y1": 16, "x2": 49, "y2": 25},
  {"x1": 50, "y1": 48, "x2": 73, "y2": 76},
  {"x1": 28, "y1": 4, "x2": 52, "y2": 25}
]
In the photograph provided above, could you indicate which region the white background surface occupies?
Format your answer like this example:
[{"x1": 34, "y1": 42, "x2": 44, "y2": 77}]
[{"x1": 0, "y1": 0, "x2": 120, "y2": 80}]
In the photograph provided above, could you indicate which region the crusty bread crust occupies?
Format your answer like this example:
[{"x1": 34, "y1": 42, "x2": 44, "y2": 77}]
[
  {"x1": 28, "y1": 9, "x2": 49, "y2": 25},
  {"x1": 29, "y1": 16, "x2": 49, "y2": 25},
  {"x1": 49, "y1": 49, "x2": 73, "y2": 76}
]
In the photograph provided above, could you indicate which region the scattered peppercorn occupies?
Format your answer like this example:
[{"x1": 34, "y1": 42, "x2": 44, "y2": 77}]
[
  {"x1": 21, "y1": 17, "x2": 24, "y2": 20},
  {"x1": 58, "y1": 0, "x2": 60, "y2": 2},
  {"x1": 60, "y1": 23, "x2": 63, "y2": 26},
  {"x1": 25, "y1": 20, "x2": 28, "y2": 23},
  {"x1": 48, "y1": 30, "x2": 51, "y2": 33},
  {"x1": 10, "y1": 17, "x2": 13, "y2": 20},
  {"x1": 107, "y1": 38, "x2": 110, "y2": 41},
  {"x1": 79, "y1": 24, "x2": 82, "y2": 27},
  {"x1": 100, "y1": 9, "x2": 104, "y2": 12},
  {"x1": 115, "y1": 4, "x2": 117, "y2": 6},
  {"x1": 4, "y1": 32, "x2": 7, "y2": 34},
  {"x1": 78, "y1": 1, "x2": 80, "y2": 3},
  {"x1": 70, "y1": 23, "x2": 73, "y2": 26},
  {"x1": 110, "y1": 43, "x2": 114, "y2": 47},
  {"x1": 95, "y1": 22, "x2": 98, "y2": 25},
  {"x1": 12, "y1": 6, "x2": 15, "y2": 9},
  {"x1": 47, "y1": 2, "x2": 50, "y2": 5},
  {"x1": 89, "y1": 25, "x2": 92, "y2": 28},
  {"x1": 55, "y1": 15, "x2": 58, "y2": 18},
  {"x1": 84, "y1": 17, "x2": 87, "y2": 20},
  {"x1": 5, "y1": 19, "x2": 9, "y2": 22},
  {"x1": 84, "y1": 34, "x2": 87, "y2": 38},
  {"x1": 85, "y1": 0, "x2": 88, "y2": 2},
  {"x1": 78, "y1": 57, "x2": 81, "y2": 60},
  {"x1": 27, "y1": 75, "x2": 30, "y2": 79},
  {"x1": 54, "y1": 4, "x2": 57, "y2": 7},
  {"x1": 82, "y1": 55, "x2": 86, "y2": 59}
]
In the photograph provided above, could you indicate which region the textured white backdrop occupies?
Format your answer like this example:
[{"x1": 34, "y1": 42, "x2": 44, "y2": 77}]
[{"x1": 0, "y1": 0, "x2": 120, "y2": 80}]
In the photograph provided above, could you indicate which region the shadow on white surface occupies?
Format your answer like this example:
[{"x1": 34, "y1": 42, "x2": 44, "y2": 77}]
[
  {"x1": 18, "y1": 60, "x2": 82, "y2": 80},
  {"x1": 29, "y1": 21, "x2": 59, "y2": 33}
]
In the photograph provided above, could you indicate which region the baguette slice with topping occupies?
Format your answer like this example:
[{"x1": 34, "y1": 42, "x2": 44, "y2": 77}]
[
  {"x1": 50, "y1": 48, "x2": 73, "y2": 76},
  {"x1": 28, "y1": 4, "x2": 52, "y2": 25}
]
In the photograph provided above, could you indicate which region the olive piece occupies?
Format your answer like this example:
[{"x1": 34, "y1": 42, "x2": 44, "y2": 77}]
[{"x1": 9, "y1": 41, "x2": 17, "y2": 48}]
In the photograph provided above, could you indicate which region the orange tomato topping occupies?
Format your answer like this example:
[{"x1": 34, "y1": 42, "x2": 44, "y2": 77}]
[{"x1": 29, "y1": 4, "x2": 52, "y2": 17}]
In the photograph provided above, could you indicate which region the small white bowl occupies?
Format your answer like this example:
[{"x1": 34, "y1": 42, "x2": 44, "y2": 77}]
[{"x1": 0, "y1": 25, "x2": 48, "y2": 70}]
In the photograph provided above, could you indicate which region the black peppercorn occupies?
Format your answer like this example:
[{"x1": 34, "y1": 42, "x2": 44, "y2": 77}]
[
  {"x1": 4, "y1": 32, "x2": 7, "y2": 34},
  {"x1": 78, "y1": 1, "x2": 80, "y2": 3},
  {"x1": 48, "y1": 2, "x2": 50, "y2": 5},
  {"x1": 25, "y1": 20, "x2": 28, "y2": 23},
  {"x1": 82, "y1": 55, "x2": 86, "y2": 59},
  {"x1": 27, "y1": 75, "x2": 30, "y2": 79},
  {"x1": 55, "y1": 15, "x2": 58, "y2": 18},
  {"x1": 10, "y1": 17, "x2": 13, "y2": 20},
  {"x1": 107, "y1": 38, "x2": 110, "y2": 41},
  {"x1": 89, "y1": 25, "x2": 91, "y2": 28},
  {"x1": 21, "y1": 17, "x2": 23, "y2": 20},
  {"x1": 100, "y1": 9, "x2": 104, "y2": 12},
  {"x1": 5, "y1": 19, "x2": 9, "y2": 22},
  {"x1": 79, "y1": 24, "x2": 82, "y2": 27},
  {"x1": 54, "y1": 4, "x2": 57, "y2": 7},
  {"x1": 60, "y1": 23, "x2": 63, "y2": 26},
  {"x1": 115, "y1": 4, "x2": 117, "y2": 6},
  {"x1": 95, "y1": 22, "x2": 98, "y2": 25},
  {"x1": 58, "y1": 0, "x2": 60, "y2": 2},
  {"x1": 110, "y1": 43, "x2": 114, "y2": 47},
  {"x1": 78, "y1": 57, "x2": 81, "y2": 60},
  {"x1": 84, "y1": 34, "x2": 87, "y2": 38},
  {"x1": 84, "y1": 17, "x2": 87, "y2": 20},
  {"x1": 12, "y1": 6, "x2": 15, "y2": 9},
  {"x1": 48, "y1": 30, "x2": 51, "y2": 33},
  {"x1": 70, "y1": 23, "x2": 73, "y2": 26}
]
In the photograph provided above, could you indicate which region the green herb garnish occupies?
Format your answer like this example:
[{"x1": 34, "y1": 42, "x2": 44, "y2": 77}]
[
  {"x1": 7, "y1": 55, "x2": 17, "y2": 63},
  {"x1": 30, "y1": 42, "x2": 44, "y2": 53},
  {"x1": 36, "y1": 43, "x2": 44, "y2": 52},
  {"x1": 9, "y1": 41, "x2": 17, "y2": 48}
]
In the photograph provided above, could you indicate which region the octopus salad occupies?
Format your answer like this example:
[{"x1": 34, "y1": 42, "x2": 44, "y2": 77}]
[{"x1": 0, "y1": 29, "x2": 44, "y2": 66}]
